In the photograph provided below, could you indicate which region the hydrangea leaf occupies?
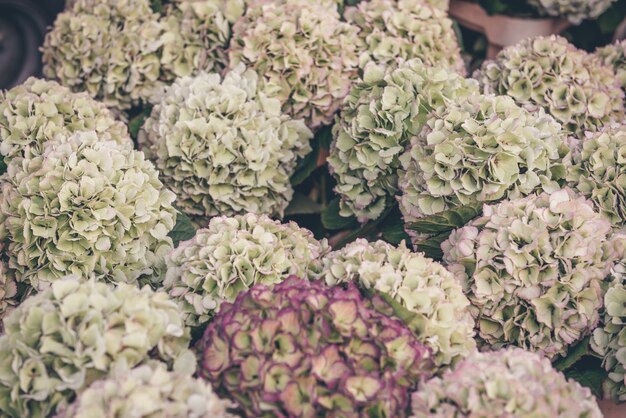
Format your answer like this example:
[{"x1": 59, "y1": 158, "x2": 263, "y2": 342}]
[
  {"x1": 563, "y1": 357, "x2": 608, "y2": 399},
  {"x1": 168, "y1": 211, "x2": 196, "y2": 247},
  {"x1": 406, "y1": 204, "x2": 482, "y2": 234},
  {"x1": 128, "y1": 107, "x2": 152, "y2": 142},
  {"x1": 413, "y1": 232, "x2": 450, "y2": 261},
  {"x1": 285, "y1": 192, "x2": 323, "y2": 216},
  {"x1": 291, "y1": 125, "x2": 332, "y2": 186},
  {"x1": 322, "y1": 198, "x2": 358, "y2": 230},
  {"x1": 378, "y1": 215, "x2": 410, "y2": 246},
  {"x1": 553, "y1": 337, "x2": 593, "y2": 371}
]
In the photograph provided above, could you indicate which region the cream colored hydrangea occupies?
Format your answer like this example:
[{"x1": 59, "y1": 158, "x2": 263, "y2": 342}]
[
  {"x1": 596, "y1": 39, "x2": 626, "y2": 91},
  {"x1": 160, "y1": 0, "x2": 245, "y2": 81},
  {"x1": 229, "y1": 0, "x2": 361, "y2": 129},
  {"x1": 0, "y1": 78, "x2": 130, "y2": 164},
  {"x1": 411, "y1": 348, "x2": 602, "y2": 418},
  {"x1": 0, "y1": 131, "x2": 176, "y2": 318},
  {"x1": 56, "y1": 362, "x2": 235, "y2": 418},
  {"x1": 591, "y1": 232, "x2": 626, "y2": 402},
  {"x1": 0, "y1": 277, "x2": 191, "y2": 418},
  {"x1": 163, "y1": 213, "x2": 329, "y2": 326},
  {"x1": 42, "y1": 0, "x2": 167, "y2": 113},
  {"x1": 566, "y1": 123, "x2": 626, "y2": 225},
  {"x1": 0, "y1": 255, "x2": 16, "y2": 330},
  {"x1": 398, "y1": 94, "x2": 568, "y2": 238},
  {"x1": 321, "y1": 239, "x2": 475, "y2": 371},
  {"x1": 345, "y1": 0, "x2": 463, "y2": 72},
  {"x1": 442, "y1": 189, "x2": 611, "y2": 359},
  {"x1": 527, "y1": 0, "x2": 616, "y2": 24},
  {"x1": 140, "y1": 66, "x2": 312, "y2": 219},
  {"x1": 328, "y1": 60, "x2": 479, "y2": 222},
  {"x1": 475, "y1": 35, "x2": 623, "y2": 138}
]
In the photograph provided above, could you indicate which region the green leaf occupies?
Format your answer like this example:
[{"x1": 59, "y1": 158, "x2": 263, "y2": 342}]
[
  {"x1": 413, "y1": 232, "x2": 450, "y2": 261},
  {"x1": 128, "y1": 107, "x2": 152, "y2": 143},
  {"x1": 330, "y1": 203, "x2": 396, "y2": 249},
  {"x1": 363, "y1": 288, "x2": 424, "y2": 337},
  {"x1": 291, "y1": 125, "x2": 332, "y2": 186},
  {"x1": 406, "y1": 204, "x2": 482, "y2": 235},
  {"x1": 151, "y1": 0, "x2": 163, "y2": 13},
  {"x1": 380, "y1": 221, "x2": 409, "y2": 246},
  {"x1": 596, "y1": 0, "x2": 626, "y2": 35},
  {"x1": 285, "y1": 192, "x2": 322, "y2": 216},
  {"x1": 562, "y1": 356, "x2": 607, "y2": 399},
  {"x1": 479, "y1": 0, "x2": 508, "y2": 15},
  {"x1": 317, "y1": 125, "x2": 333, "y2": 150},
  {"x1": 321, "y1": 198, "x2": 358, "y2": 231},
  {"x1": 168, "y1": 211, "x2": 196, "y2": 247},
  {"x1": 377, "y1": 206, "x2": 410, "y2": 245},
  {"x1": 0, "y1": 156, "x2": 6, "y2": 175},
  {"x1": 553, "y1": 337, "x2": 593, "y2": 371}
]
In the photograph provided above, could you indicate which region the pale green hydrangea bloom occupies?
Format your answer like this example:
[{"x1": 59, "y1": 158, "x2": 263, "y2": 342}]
[
  {"x1": 591, "y1": 232, "x2": 626, "y2": 402},
  {"x1": 566, "y1": 123, "x2": 626, "y2": 225},
  {"x1": 228, "y1": 0, "x2": 362, "y2": 129},
  {"x1": 0, "y1": 277, "x2": 191, "y2": 418},
  {"x1": 0, "y1": 78, "x2": 130, "y2": 164},
  {"x1": 140, "y1": 66, "x2": 312, "y2": 219},
  {"x1": 0, "y1": 131, "x2": 176, "y2": 318},
  {"x1": 345, "y1": 0, "x2": 464, "y2": 72},
  {"x1": 527, "y1": 0, "x2": 616, "y2": 24},
  {"x1": 160, "y1": 0, "x2": 245, "y2": 81},
  {"x1": 475, "y1": 35, "x2": 624, "y2": 138},
  {"x1": 411, "y1": 348, "x2": 602, "y2": 418},
  {"x1": 398, "y1": 94, "x2": 568, "y2": 238},
  {"x1": 442, "y1": 189, "x2": 611, "y2": 359},
  {"x1": 0, "y1": 258, "x2": 15, "y2": 330},
  {"x1": 56, "y1": 361, "x2": 235, "y2": 418},
  {"x1": 42, "y1": 0, "x2": 167, "y2": 113},
  {"x1": 321, "y1": 238, "x2": 475, "y2": 371},
  {"x1": 328, "y1": 60, "x2": 479, "y2": 222},
  {"x1": 596, "y1": 39, "x2": 626, "y2": 91},
  {"x1": 163, "y1": 213, "x2": 330, "y2": 326}
]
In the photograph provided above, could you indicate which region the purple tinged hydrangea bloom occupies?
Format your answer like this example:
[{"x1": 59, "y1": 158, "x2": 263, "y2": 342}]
[{"x1": 198, "y1": 276, "x2": 433, "y2": 418}]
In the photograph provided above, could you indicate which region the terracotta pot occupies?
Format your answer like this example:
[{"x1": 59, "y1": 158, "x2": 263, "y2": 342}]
[
  {"x1": 598, "y1": 400, "x2": 626, "y2": 418},
  {"x1": 449, "y1": 0, "x2": 570, "y2": 59}
]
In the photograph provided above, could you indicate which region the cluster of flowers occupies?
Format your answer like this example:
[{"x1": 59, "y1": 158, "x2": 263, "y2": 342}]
[
  {"x1": 44, "y1": 0, "x2": 461, "y2": 124},
  {"x1": 0, "y1": 0, "x2": 625, "y2": 416},
  {"x1": 528, "y1": 0, "x2": 616, "y2": 24},
  {"x1": 43, "y1": 0, "x2": 244, "y2": 114},
  {"x1": 0, "y1": 211, "x2": 610, "y2": 417},
  {"x1": 330, "y1": 35, "x2": 623, "y2": 227}
]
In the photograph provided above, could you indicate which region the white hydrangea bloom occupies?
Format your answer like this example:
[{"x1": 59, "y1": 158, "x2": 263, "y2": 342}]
[{"x1": 140, "y1": 66, "x2": 313, "y2": 219}]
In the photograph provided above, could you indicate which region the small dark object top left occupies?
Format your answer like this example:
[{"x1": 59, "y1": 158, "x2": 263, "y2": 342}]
[{"x1": 0, "y1": 0, "x2": 64, "y2": 89}]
